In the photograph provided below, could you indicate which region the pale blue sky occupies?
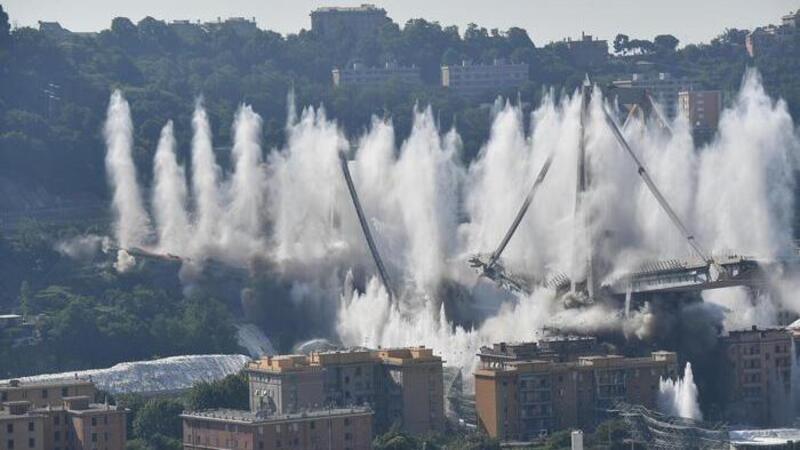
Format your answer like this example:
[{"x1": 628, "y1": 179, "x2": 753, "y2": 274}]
[{"x1": 3, "y1": 0, "x2": 799, "y2": 45}]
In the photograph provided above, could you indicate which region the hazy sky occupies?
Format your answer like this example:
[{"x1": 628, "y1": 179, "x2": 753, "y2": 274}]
[{"x1": 4, "y1": 0, "x2": 799, "y2": 45}]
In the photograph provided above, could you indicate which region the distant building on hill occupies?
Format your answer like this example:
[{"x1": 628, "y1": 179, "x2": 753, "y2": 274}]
[
  {"x1": 311, "y1": 4, "x2": 390, "y2": 39},
  {"x1": 441, "y1": 60, "x2": 529, "y2": 99},
  {"x1": 333, "y1": 62, "x2": 422, "y2": 88},
  {"x1": 612, "y1": 72, "x2": 697, "y2": 118},
  {"x1": 746, "y1": 9, "x2": 799, "y2": 57},
  {"x1": 565, "y1": 32, "x2": 609, "y2": 67},
  {"x1": 203, "y1": 17, "x2": 259, "y2": 37}
]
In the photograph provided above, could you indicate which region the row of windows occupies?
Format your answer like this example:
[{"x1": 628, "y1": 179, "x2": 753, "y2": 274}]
[
  {"x1": 5, "y1": 438, "x2": 36, "y2": 449},
  {"x1": 0, "y1": 387, "x2": 71, "y2": 402}
]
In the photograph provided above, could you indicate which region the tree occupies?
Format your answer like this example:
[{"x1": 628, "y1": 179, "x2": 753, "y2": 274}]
[
  {"x1": 132, "y1": 398, "x2": 184, "y2": 441},
  {"x1": 654, "y1": 34, "x2": 680, "y2": 52},
  {"x1": 613, "y1": 34, "x2": 630, "y2": 55},
  {"x1": 186, "y1": 372, "x2": 249, "y2": 411}
]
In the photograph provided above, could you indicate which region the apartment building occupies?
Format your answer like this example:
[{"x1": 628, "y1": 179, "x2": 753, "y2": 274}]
[
  {"x1": 612, "y1": 72, "x2": 696, "y2": 118},
  {"x1": 565, "y1": 33, "x2": 609, "y2": 67},
  {"x1": 182, "y1": 407, "x2": 373, "y2": 450},
  {"x1": 310, "y1": 4, "x2": 390, "y2": 39},
  {"x1": 333, "y1": 62, "x2": 421, "y2": 88},
  {"x1": 474, "y1": 348, "x2": 678, "y2": 441},
  {"x1": 441, "y1": 60, "x2": 529, "y2": 99},
  {"x1": 721, "y1": 326, "x2": 794, "y2": 427},
  {"x1": 677, "y1": 90, "x2": 723, "y2": 140},
  {"x1": 246, "y1": 347, "x2": 444, "y2": 434},
  {"x1": 0, "y1": 379, "x2": 96, "y2": 409},
  {"x1": 0, "y1": 394, "x2": 126, "y2": 450}
]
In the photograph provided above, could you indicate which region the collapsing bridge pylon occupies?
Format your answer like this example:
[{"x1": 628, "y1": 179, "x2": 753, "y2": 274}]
[{"x1": 469, "y1": 76, "x2": 761, "y2": 303}]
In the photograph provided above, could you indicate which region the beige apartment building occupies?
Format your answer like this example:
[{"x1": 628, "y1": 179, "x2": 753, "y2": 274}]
[
  {"x1": 0, "y1": 392, "x2": 126, "y2": 450},
  {"x1": 182, "y1": 407, "x2": 373, "y2": 450},
  {"x1": 475, "y1": 348, "x2": 678, "y2": 441},
  {"x1": 246, "y1": 347, "x2": 444, "y2": 434},
  {"x1": 0, "y1": 379, "x2": 96, "y2": 408}
]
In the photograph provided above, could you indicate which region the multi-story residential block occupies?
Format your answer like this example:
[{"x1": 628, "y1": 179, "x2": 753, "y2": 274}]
[
  {"x1": 246, "y1": 347, "x2": 444, "y2": 434},
  {"x1": 247, "y1": 355, "x2": 325, "y2": 414},
  {"x1": 375, "y1": 348, "x2": 445, "y2": 435},
  {"x1": 677, "y1": 90, "x2": 723, "y2": 140},
  {"x1": 721, "y1": 326, "x2": 794, "y2": 427},
  {"x1": 565, "y1": 33, "x2": 609, "y2": 67},
  {"x1": 310, "y1": 4, "x2": 390, "y2": 39},
  {"x1": 182, "y1": 407, "x2": 373, "y2": 450},
  {"x1": 478, "y1": 336, "x2": 605, "y2": 366},
  {"x1": 333, "y1": 62, "x2": 422, "y2": 88},
  {"x1": 612, "y1": 72, "x2": 696, "y2": 118},
  {"x1": 0, "y1": 394, "x2": 127, "y2": 450},
  {"x1": 441, "y1": 60, "x2": 529, "y2": 99},
  {"x1": 474, "y1": 348, "x2": 678, "y2": 441},
  {"x1": 0, "y1": 379, "x2": 96, "y2": 409}
]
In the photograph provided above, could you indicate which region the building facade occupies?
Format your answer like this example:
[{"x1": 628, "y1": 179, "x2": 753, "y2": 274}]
[
  {"x1": 677, "y1": 90, "x2": 723, "y2": 140},
  {"x1": 565, "y1": 33, "x2": 609, "y2": 67},
  {"x1": 721, "y1": 326, "x2": 794, "y2": 427},
  {"x1": 474, "y1": 348, "x2": 678, "y2": 441},
  {"x1": 441, "y1": 60, "x2": 529, "y2": 99},
  {"x1": 182, "y1": 407, "x2": 373, "y2": 450},
  {"x1": 1, "y1": 394, "x2": 126, "y2": 450},
  {"x1": 246, "y1": 347, "x2": 444, "y2": 434},
  {"x1": 0, "y1": 379, "x2": 96, "y2": 408},
  {"x1": 612, "y1": 72, "x2": 696, "y2": 118},
  {"x1": 310, "y1": 5, "x2": 390, "y2": 39},
  {"x1": 333, "y1": 63, "x2": 421, "y2": 88}
]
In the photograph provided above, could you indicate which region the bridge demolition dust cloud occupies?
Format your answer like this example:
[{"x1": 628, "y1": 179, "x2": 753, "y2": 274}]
[{"x1": 96, "y1": 70, "x2": 798, "y2": 402}]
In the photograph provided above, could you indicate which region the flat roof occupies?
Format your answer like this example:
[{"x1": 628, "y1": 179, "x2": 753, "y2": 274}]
[
  {"x1": 0, "y1": 378, "x2": 95, "y2": 389},
  {"x1": 182, "y1": 407, "x2": 372, "y2": 425}
]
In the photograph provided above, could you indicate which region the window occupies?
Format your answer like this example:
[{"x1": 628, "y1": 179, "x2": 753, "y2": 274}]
[
  {"x1": 91, "y1": 417, "x2": 97, "y2": 426},
  {"x1": 1, "y1": 392, "x2": 6, "y2": 402},
  {"x1": 28, "y1": 422, "x2": 34, "y2": 432},
  {"x1": 344, "y1": 418, "x2": 350, "y2": 426},
  {"x1": 41, "y1": 389, "x2": 48, "y2": 399},
  {"x1": 7, "y1": 424, "x2": 13, "y2": 433},
  {"x1": 54, "y1": 416, "x2": 60, "y2": 425},
  {"x1": 92, "y1": 433, "x2": 97, "y2": 442},
  {"x1": 61, "y1": 387, "x2": 68, "y2": 397},
  {"x1": 28, "y1": 438, "x2": 35, "y2": 448},
  {"x1": 54, "y1": 431, "x2": 60, "y2": 441},
  {"x1": 309, "y1": 421, "x2": 315, "y2": 430},
  {"x1": 345, "y1": 433, "x2": 352, "y2": 441},
  {"x1": 7, "y1": 439, "x2": 13, "y2": 449}
]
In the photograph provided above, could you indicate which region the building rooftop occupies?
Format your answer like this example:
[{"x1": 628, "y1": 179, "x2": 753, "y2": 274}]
[
  {"x1": 0, "y1": 378, "x2": 95, "y2": 390},
  {"x1": 313, "y1": 4, "x2": 385, "y2": 13},
  {"x1": 182, "y1": 406, "x2": 372, "y2": 425}
]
